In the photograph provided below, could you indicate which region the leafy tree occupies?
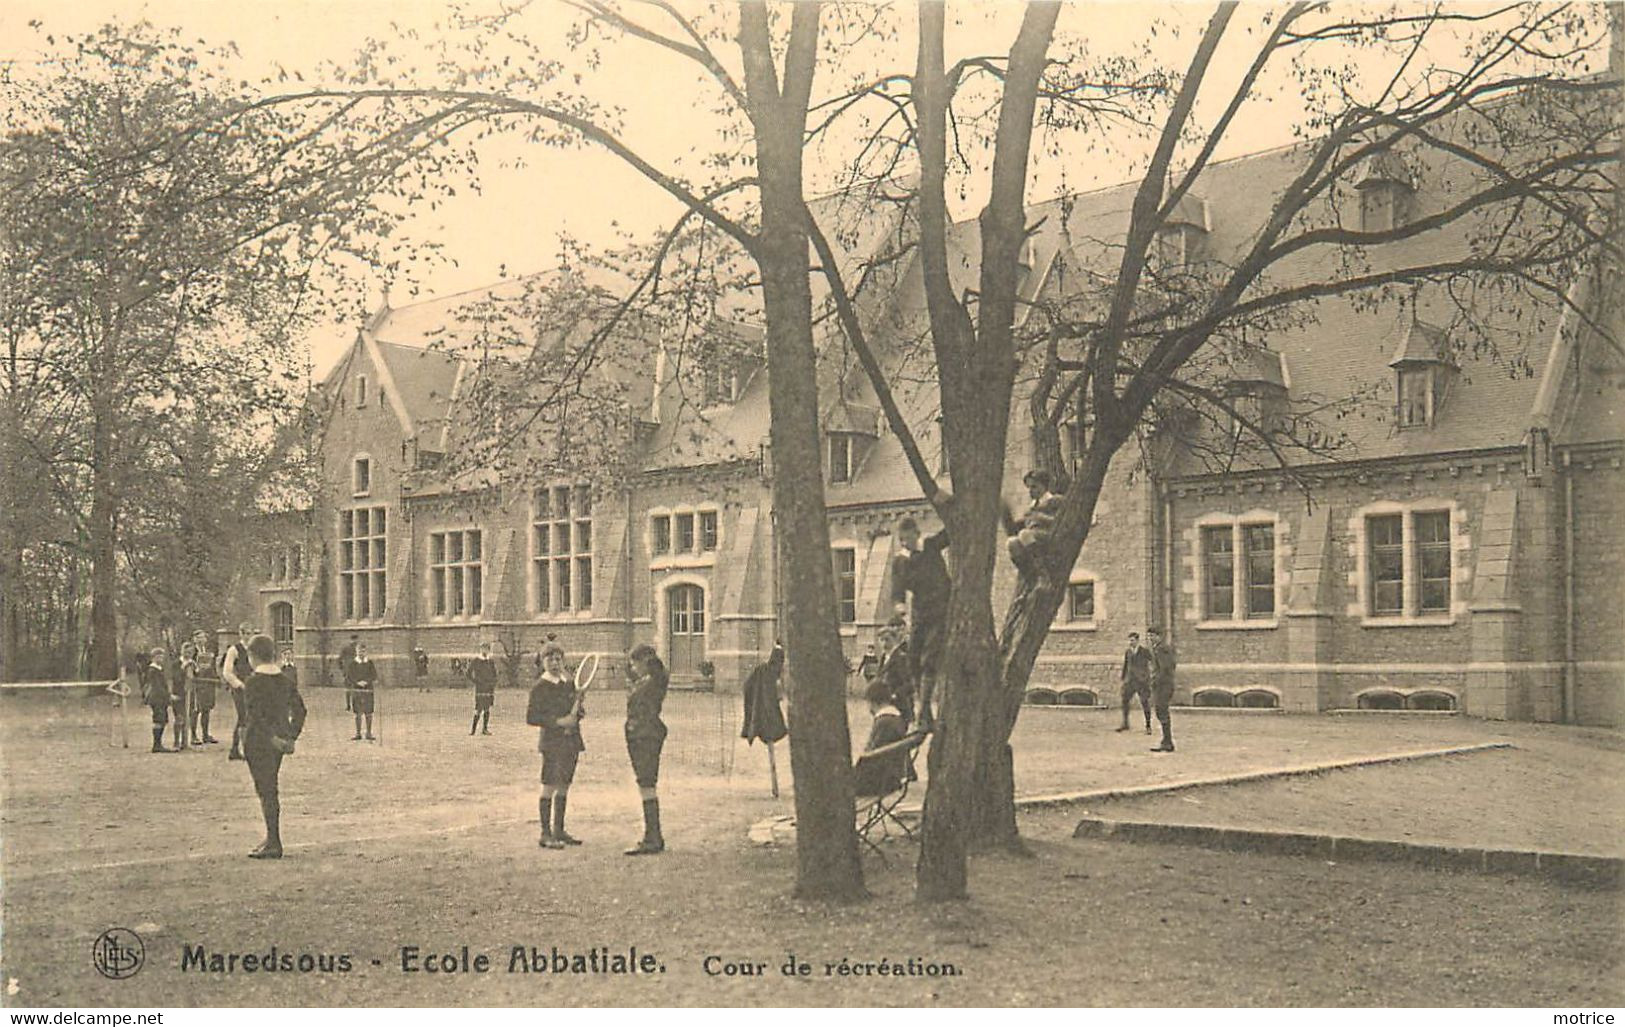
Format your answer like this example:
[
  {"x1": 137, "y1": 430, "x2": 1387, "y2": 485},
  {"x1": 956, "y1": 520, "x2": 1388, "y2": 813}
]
[{"x1": 0, "y1": 22, "x2": 431, "y2": 678}]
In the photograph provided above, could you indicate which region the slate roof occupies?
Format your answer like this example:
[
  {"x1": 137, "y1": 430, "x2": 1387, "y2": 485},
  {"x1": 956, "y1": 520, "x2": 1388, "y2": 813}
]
[{"x1": 321, "y1": 82, "x2": 1617, "y2": 499}]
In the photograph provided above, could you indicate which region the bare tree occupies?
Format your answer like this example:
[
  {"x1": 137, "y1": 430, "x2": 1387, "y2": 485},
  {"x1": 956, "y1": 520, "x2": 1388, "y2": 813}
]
[{"x1": 805, "y1": 1, "x2": 1618, "y2": 898}]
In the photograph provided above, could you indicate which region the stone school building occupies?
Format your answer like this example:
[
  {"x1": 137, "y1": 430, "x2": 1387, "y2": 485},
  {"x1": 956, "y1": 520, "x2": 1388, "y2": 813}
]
[{"x1": 237, "y1": 124, "x2": 1625, "y2": 729}]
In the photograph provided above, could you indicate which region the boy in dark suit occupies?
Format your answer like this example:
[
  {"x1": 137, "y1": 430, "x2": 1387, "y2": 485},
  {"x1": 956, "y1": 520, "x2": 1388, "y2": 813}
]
[
  {"x1": 242, "y1": 633, "x2": 307, "y2": 858},
  {"x1": 141, "y1": 647, "x2": 172, "y2": 753},
  {"x1": 853, "y1": 678, "x2": 911, "y2": 798},
  {"x1": 623, "y1": 644, "x2": 668, "y2": 856},
  {"x1": 891, "y1": 516, "x2": 950, "y2": 726},
  {"x1": 190, "y1": 629, "x2": 220, "y2": 743},
  {"x1": 526, "y1": 642, "x2": 583, "y2": 848},
  {"x1": 346, "y1": 643, "x2": 378, "y2": 741},
  {"x1": 1118, "y1": 632, "x2": 1153, "y2": 734},
  {"x1": 1147, "y1": 626, "x2": 1178, "y2": 753},
  {"x1": 468, "y1": 642, "x2": 499, "y2": 736}
]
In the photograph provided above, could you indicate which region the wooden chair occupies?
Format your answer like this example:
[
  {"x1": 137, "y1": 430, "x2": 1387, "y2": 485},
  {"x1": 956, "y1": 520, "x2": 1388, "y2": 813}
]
[{"x1": 852, "y1": 729, "x2": 928, "y2": 863}]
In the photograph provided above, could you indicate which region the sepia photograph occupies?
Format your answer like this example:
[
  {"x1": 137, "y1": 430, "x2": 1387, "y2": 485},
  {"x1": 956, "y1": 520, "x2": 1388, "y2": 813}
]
[{"x1": 0, "y1": 0, "x2": 1621, "y2": 1011}]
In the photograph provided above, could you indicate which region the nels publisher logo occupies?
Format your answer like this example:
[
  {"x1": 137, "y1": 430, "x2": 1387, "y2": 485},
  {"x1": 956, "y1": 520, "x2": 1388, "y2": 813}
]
[{"x1": 92, "y1": 929, "x2": 145, "y2": 980}]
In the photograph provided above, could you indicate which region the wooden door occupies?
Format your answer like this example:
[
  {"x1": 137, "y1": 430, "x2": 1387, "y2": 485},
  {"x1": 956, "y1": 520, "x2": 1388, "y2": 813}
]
[{"x1": 667, "y1": 583, "x2": 706, "y2": 679}]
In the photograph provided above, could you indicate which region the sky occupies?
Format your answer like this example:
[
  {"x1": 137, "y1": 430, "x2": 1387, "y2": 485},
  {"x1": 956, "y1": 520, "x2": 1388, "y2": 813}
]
[{"x1": 4, "y1": 0, "x2": 1588, "y2": 378}]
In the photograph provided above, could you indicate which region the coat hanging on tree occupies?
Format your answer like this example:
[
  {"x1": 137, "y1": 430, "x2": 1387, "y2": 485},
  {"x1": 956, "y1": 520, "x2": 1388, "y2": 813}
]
[{"x1": 739, "y1": 647, "x2": 787, "y2": 745}]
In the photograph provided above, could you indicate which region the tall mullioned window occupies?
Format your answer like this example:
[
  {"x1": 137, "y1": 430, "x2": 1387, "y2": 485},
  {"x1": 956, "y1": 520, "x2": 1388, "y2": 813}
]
[
  {"x1": 1243, "y1": 524, "x2": 1275, "y2": 618},
  {"x1": 1202, "y1": 526, "x2": 1235, "y2": 619},
  {"x1": 339, "y1": 506, "x2": 387, "y2": 620},
  {"x1": 832, "y1": 547, "x2": 857, "y2": 624},
  {"x1": 1367, "y1": 514, "x2": 1404, "y2": 616},
  {"x1": 534, "y1": 485, "x2": 593, "y2": 615},
  {"x1": 1364, "y1": 508, "x2": 1453, "y2": 619},
  {"x1": 1415, "y1": 511, "x2": 1451, "y2": 614},
  {"x1": 1198, "y1": 519, "x2": 1278, "y2": 623},
  {"x1": 430, "y1": 529, "x2": 483, "y2": 618}
]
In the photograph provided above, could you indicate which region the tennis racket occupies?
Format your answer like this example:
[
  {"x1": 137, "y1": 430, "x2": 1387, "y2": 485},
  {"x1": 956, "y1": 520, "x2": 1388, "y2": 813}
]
[{"x1": 568, "y1": 653, "x2": 599, "y2": 718}]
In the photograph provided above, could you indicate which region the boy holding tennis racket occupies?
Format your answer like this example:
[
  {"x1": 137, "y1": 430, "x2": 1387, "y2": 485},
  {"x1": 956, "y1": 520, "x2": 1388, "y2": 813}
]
[{"x1": 525, "y1": 642, "x2": 585, "y2": 848}]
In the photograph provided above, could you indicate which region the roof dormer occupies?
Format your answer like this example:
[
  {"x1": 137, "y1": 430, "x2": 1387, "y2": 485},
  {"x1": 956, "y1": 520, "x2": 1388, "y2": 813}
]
[
  {"x1": 1389, "y1": 320, "x2": 1455, "y2": 429},
  {"x1": 1223, "y1": 348, "x2": 1290, "y2": 437},
  {"x1": 823, "y1": 400, "x2": 880, "y2": 485},
  {"x1": 1155, "y1": 192, "x2": 1210, "y2": 268},
  {"x1": 1355, "y1": 151, "x2": 1415, "y2": 233}
]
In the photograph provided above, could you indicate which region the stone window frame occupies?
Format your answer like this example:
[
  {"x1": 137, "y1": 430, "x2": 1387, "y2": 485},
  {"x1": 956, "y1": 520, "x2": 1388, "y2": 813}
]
[
  {"x1": 1191, "y1": 510, "x2": 1283, "y2": 631},
  {"x1": 351, "y1": 453, "x2": 373, "y2": 498},
  {"x1": 337, "y1": 505, "x2": 388, "y2": 622},
  {"x1": 1051, "y1": 568, "x2": 1104, "y2": 633},
  {"x1": 530, "y1": 484, "x2": 594, "y2": 620},
  {"x1": 1347, "y1": 499, "x2": 1466, "y2": 628},
  {"x1": 428, "y1": 527, "x2": 484, "y2": 621},
  {"x1": 831, "y1": 542, "x2": 860, "y2": 630},
  {"x1": 647, "y1": 502, "x2": 723, "y2": 570}
]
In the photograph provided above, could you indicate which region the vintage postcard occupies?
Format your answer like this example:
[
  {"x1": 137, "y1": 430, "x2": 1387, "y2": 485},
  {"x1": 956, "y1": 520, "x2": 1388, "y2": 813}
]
[{"x1": 1, "y1": 0, "x2": 1621, "y2": 1011}]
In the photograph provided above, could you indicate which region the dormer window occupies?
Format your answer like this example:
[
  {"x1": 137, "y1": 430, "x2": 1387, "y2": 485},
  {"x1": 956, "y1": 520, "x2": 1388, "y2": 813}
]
[
  {"x1": 1355, "y1": 152, "x2": 1415, "y2": 234},
  {"x1": 1226, "y1": 383, "x2": 1288, "y2": 439},
  {"x1": 702, "y1": 361, "x2": 744, "y2": 407},
  {"x1": 696, "y1": 332, "x2": 763, "y2": 408},
  {"x1": 1060, "y1": 393, "x2": 1093, "y2": 474},
  {"x1": 356, "y1": 374, "x2": 369, "y2": 408},
  {"x1": 352, "y1": 455, "x2": 372, "y2": 496},
  {"x1": 1223, "y1": 350, "x2": 1290, "y2": 440},
  {"x1": 823, "y1": 400, "x2": 879, "y2": 486},
  {"x1": 1397, "y1": 368, "x2": 1434, "y2": 427},
  {"x1": 1153, "y1": 193, "x2": 1210, "y2": 269},
  {"x1": 829, "y1": 433, "x2": 858, "y2": 484},
  {"x1": 1389, "y1": 320, "x2": 1453, "y2": 429}
]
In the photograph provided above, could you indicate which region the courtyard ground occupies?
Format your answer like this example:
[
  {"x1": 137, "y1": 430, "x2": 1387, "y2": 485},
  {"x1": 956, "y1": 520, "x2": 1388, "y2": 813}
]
[{"x1": 1, "y1": 687, "x2": 1620, "y2": 1006}]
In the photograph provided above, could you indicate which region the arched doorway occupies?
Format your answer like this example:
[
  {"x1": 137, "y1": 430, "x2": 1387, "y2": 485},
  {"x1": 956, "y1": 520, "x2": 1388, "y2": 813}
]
[{"x1": 666, "y1": 583, "x2": 706, "y2": 679}]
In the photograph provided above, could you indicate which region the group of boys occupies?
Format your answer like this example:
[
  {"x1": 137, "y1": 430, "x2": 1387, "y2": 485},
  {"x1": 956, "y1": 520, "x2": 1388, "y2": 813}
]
[
  {"x1": 138, "y1": 622, "x2": 294, "y2": 759},
  {"x1": 883, "y1": 467, "x2": 1186, "y2": 755},
  {"x1": 525, "y1": 641, "x2": 670, "y2": 856}
]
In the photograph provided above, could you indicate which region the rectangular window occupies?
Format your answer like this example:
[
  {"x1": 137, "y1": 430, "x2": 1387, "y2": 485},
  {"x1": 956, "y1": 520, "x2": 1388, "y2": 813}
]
[
  {"x1": 1368, "y1": 514, "x2": 1404, "y2": 615},
  {"x1": 288, "y1": 546, "x2": 302, "y2": 579},
  {"x1": 429, "y1": 529, "x2": 483, "y2": 618},
  {"x1": 651, "y1": 514, "x2": 671, "y2": 555},
  {"x1": 1242, "y1": 524, "x2": 1275, "y2": 618},
  {"x1": 676, "y1": 512, "x2": 695, "y2": 553},
  {"x1": 702, "y1": 359, "x2": 739, "y2": 407},
  {"x1": 1068, "y1": 580, "x2": 1095, "y2": 622},
  {"x1": 833, "y1": 547, "x2": 857, "y2": 625},
  {"x1": 1415, "y1": 511, "x2": 1451, "y2": 614},
  {"x1": 1202, "y1": 526, "x2": 1234, "y2": 619},
  {"x1": 1062, "y1": 396, "x2": 1091, "y2": 474},
  {"x1": 699, "y1": 510, "x2": 719, "y2": 552},
  {"x1": 339, "y1": 506, "x2": 387, "y2": 620},
  {"x1": 1398, "y1": 369, "x2": 1431, "y2": 427},
  {"x1": 270, "y1": 604, "x2": 294, "y2": 647},
  {"x1": 829, "y1": 434, "x2": 853, "y2": 484},
  {"x1": 533, "y1": 486, "x2": 592, "y2": 614},
  {"x1": 353, "y1": 457, "x2": 371, "y2": 496}
]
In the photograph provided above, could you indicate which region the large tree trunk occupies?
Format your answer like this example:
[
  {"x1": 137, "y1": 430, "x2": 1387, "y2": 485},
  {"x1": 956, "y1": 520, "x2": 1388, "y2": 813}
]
[
  {"x1": 912, "y1": 1, "x2": 1060, "y2": 900},
  {"x1": 915, "y1": 514, "x2": 1000, "y2": 899},
  {"x1": 740, "y1": 0, "x2": 865, "y2": 903},
  {"x1": 970, "y1": 472, "x2": 1110, "y2": 843},
  {"x1": 87, "y1": 409, "x2": 119, "y2": 681},
  {"x1": 759, "y1": 198, "x2": 865, "y2": 904}
]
